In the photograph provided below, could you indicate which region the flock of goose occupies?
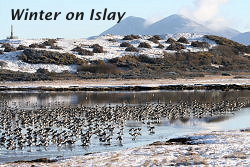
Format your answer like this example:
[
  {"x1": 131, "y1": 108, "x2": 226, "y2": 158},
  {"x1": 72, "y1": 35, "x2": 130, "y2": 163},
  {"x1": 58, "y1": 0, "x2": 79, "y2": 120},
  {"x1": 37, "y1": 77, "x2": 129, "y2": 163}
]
[{"x1": 0, "y1": 99, "x2": 249, "y2": 152}]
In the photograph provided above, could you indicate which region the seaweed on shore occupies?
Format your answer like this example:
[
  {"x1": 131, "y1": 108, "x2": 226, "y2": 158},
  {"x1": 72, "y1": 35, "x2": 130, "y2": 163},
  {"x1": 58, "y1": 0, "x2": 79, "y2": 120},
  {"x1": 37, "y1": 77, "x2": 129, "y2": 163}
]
[{"x1": 13, "y1": 158, "x2": 57, "y2": 164}]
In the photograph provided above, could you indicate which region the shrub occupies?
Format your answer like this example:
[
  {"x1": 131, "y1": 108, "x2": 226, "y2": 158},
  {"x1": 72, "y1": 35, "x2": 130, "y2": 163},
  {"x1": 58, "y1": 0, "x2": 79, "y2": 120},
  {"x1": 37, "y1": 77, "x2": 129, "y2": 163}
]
[
  {"x1": 166, "y1": 38, "x2": 176, "y2": 44},
  {"x1": 72, "y1": 46, "x2": 93, "y2": 56},
  {"x1": 43, "y1": 39, "x2": 57, "y2": 46},
  {"x1": 217, "y1": 53, "x2": 250, "y2": 68},
  {"x1": 138, "y1": 55, "x2": 157, "y2": 64},
  {"x1": 41, "y1": 39, "x2": 62, "y2": 50},
  {"x1": 0, "y1": 50, "x2": 3, "y2": 54},
  {"x1": 191, "y1": 41, "x2": 209, "y2": 48},
  {"x1": 1, "y1": 68, "x2": 80, "y2": 81},
  {"x1": 29, "y1": 43, "x2": 46, "y2": 48},
  {"x1": 91, "y1": 60, "x2": 106, "y2": 65},
  {"x1": 210, "y1": 45, "x2": 235, "y2": 57},
  {"x1": 72, "y1": 46, "x2": 83, "y2": 52},
  {"x1": 205, "y1": 35, "x2": 242, "y2": 47},
  {"x1": 166, "y1": 43, "x2": 185, "y2": 51},
  {"x1": 205, "y1": 35, "x2": 250, "y2": 54},
  {"x1": 138, "y1": 42, "x2": 152, "y2": 48},
  {"x1": 78, "y1": 49, "x2": 93, "y2": 56},
  {"x1": 1, "y1": 43, "x2": 11, "y2": 48},
  {"x1": 148, "y1": 38, "x2": 159, "y2": 44},
  {"x1": 152, "y1": 35, "x2": 162, "y2": 40},
  {"x1": 120, "y1": 42, "x2": 132, "y2": 47},
  {"x1": 17, "y1": 45, "x2": 28, "y2": 50},
  {"x1": 109, "y1": 55, "x2": 139, "y2": 68},
  {"x1": 125, "y1": 46, "x2": 139, "y2": 52},
  {"x1": 36, "y1": 68, "x2": 50, "y2": 74},
  {"x1": 157, "y1": 44, "x2": 165, "y2": 49},
  {"x1": 4, "y1": 45, "x2": 16, "y2": 52},
  {"x1": 50, "y1": 45, "x2": 63, "y2": 50},
  {"x1": 21, "y1": 49, "x2": 86, "y2": 65},
  {"x1": 165, "y1": 52, "x2": 213, "y2": 68},
  {"x1": 19, "y1": 54, "x2": 28, "y2": 62},
  {"x1": 177, "y1": 37, "x2": 189, "y2": 44},
  {"x1": 162, "y1": 51, "x2": 173, "y2": 57},
  {"x1": 90, "y1": 44, "x2": 104, "y2": 53},
  {"x1": 77, "y1": 63, "x2": 120, "y2": 74},
  {"x1": 148, "y1": 35, "x2": 162, "y2": 43},
  {"x1": 107, "y1": 39, "x2": 117, "y2": 42},
  {"x1": 123, "y1": 35, "x2": 140, "y2": 40}
]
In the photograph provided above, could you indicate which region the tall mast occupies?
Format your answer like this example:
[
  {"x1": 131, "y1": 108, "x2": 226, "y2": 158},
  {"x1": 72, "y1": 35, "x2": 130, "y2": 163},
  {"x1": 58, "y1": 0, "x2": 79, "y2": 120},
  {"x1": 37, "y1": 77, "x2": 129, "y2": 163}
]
[{"x1": 10, "y1": 25, "x2": 13, "y2": 39}]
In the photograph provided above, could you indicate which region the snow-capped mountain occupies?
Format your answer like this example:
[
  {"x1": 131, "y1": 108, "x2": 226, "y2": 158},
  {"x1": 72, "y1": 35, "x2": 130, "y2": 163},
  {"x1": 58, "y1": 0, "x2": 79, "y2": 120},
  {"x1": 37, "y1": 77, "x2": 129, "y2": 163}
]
[
  {"x1": 100, "y1": 14, "x2": 240, "y2": 38},
  {"x1": 145, "y1": 14, "x2": 211, "y2": 35},
  {"x1": 100, "y1": 16, "x2": 147, "y2": 36},
  {"x1": 231, "y1": 32, "x2": 250, "y2": 45}
]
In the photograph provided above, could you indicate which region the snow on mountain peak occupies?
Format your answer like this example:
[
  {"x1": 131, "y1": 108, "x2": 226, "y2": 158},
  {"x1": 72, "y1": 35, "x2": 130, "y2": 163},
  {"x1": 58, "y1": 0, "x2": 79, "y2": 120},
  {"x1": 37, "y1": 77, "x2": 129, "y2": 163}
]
[{"x1": 99, "y1": 14, "x2": 240, "y2": 38}]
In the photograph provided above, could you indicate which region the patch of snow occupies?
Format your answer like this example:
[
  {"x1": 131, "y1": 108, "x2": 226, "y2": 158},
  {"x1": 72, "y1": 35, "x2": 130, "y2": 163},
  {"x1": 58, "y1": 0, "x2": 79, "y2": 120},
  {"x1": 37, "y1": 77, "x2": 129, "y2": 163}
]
[
  {"x1": 166, "y1": 32, "x2": 204, "y2": 40},
  {"x1": 0, "y1": 51, "x2": 77, "y2": 73},
  {"x1": 211, "y1": 64, "x2": 223, "y2": 68}
]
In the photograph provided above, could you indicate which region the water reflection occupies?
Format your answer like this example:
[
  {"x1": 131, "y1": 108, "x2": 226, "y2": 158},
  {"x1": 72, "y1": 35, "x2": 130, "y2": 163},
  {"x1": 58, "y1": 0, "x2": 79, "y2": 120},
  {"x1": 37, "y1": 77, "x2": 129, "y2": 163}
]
[{"x1": 0, "y1": 90, "x2": 249, "y2": 108}]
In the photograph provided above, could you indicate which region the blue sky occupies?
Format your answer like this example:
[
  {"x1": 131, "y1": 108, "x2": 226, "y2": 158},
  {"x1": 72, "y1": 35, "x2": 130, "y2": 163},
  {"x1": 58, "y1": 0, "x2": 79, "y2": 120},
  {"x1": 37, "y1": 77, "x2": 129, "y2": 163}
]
[{"x1": 0, "y1": 0, "x2": 249, "y2": 38}]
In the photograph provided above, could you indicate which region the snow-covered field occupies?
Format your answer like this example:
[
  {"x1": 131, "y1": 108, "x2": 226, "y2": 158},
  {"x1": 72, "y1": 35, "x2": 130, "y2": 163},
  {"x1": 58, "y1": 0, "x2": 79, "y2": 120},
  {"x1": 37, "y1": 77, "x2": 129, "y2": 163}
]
[
  {"x1": 0, "y1": 33, "x2": 216, "y2": 73},
  {"x1": 0, "y1": 51, "x2": 77, "y2": 73},
  {"x1": 2, "y1": 130, "x2": 249, "y2": 167}
]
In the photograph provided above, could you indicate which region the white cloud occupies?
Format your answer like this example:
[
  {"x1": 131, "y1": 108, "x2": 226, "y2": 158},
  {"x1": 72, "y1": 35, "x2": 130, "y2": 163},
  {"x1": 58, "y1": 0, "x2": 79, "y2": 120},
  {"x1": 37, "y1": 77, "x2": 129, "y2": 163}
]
[{"x1": 180, "y1": 0, "x2": 230, "y2": 30}]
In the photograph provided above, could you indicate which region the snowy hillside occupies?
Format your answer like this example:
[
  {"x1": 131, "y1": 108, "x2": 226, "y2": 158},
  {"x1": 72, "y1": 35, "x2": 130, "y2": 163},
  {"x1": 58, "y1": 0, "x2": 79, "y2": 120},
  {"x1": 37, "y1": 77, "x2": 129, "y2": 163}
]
[
  {"x1": 0, "y1": 51, "x2": 77, "y2": 73},
  {"x1": 0, "y1": 34, "x2": 216, "y2": 74},
  {"x1": 100, "y1": 14, "x2": 240, "y2": 38}
]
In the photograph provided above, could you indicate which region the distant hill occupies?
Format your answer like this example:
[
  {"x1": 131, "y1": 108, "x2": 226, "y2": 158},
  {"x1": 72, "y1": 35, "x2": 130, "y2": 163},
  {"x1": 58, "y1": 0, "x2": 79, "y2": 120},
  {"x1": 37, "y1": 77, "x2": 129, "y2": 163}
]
[
  {"x1": 100, "y1": 16, "x2": 147, "y2": 36},
  {"x1": 215, "y1": 28, "x2": 240, "y2": 39},
  {"x1": 145, "y1": 14, "x2": 212, "y2": 35},
  {"x1": 100, "y1": 14, "x2": 240, "y2": 39},
  {"x1": 231, "y1": 32, "x2": 250, "y2": 45}
]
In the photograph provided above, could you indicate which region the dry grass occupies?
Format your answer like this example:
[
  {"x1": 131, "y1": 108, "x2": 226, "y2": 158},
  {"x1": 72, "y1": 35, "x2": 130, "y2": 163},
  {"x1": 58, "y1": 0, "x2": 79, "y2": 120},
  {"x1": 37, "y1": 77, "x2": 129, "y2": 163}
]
[{"x1": 77, "y1": 63, "x2": 120, "y2": 74}]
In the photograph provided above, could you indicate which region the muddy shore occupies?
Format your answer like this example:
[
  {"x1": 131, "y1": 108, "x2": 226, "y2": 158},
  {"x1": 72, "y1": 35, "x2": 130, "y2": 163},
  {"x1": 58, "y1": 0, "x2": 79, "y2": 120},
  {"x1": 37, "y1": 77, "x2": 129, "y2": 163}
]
[{"x1": 0, "y1": 76, "x2": 250, "y2": 91}]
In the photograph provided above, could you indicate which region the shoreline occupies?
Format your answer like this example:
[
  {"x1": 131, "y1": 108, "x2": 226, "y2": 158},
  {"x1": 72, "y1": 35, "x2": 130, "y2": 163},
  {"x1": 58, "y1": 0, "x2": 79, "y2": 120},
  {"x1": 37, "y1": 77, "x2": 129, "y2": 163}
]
[
  {"x1": 0, "y1": 76, "x2": 250, "y2": 91},
  {"x1": 2, "y1": 129, "x2": 249, "y2": 166}
]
